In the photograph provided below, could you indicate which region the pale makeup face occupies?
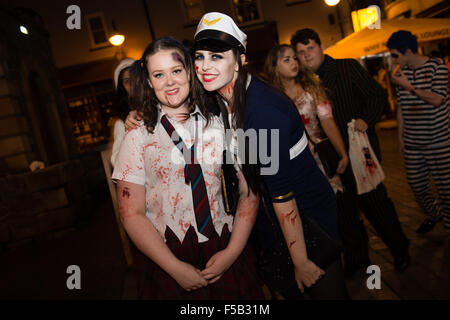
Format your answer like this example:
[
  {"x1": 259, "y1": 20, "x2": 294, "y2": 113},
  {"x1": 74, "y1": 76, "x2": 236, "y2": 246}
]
[
  {"x1": 194, "y1": 49, "x2": 239, "y2": 93},
  {"x1": 295, "y1": 39, "x2": 325, "y2": 73},
  {"x1": 276, "y1": 47, "x2": 299, "y2": 79},
  {"x1": 147, "y1": 49, "x2": 190, "y2": 110}
]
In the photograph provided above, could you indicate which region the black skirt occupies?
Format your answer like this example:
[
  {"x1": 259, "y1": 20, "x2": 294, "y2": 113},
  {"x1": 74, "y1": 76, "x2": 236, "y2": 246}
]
[{"x1": 133, "y1": 224, "x2": 265, "y2": 300}]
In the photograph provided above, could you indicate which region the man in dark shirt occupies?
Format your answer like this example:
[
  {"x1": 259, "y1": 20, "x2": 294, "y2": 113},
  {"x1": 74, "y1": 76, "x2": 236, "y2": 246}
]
[{"x1": 291, "y1": 28, "x2": 410, "y2": 274}]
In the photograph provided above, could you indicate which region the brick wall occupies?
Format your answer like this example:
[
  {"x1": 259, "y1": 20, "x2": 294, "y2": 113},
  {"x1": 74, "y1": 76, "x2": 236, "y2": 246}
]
[{"x1": 0, "y1": 152, "x2": 107, "y2": 251}]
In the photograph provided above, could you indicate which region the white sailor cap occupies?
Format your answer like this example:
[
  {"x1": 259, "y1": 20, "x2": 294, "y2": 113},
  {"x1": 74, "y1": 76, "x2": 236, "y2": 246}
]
[
  {"x1": 194, "y1": 12, "x2": 247, "y2": 53},
  {"x1": 113, "y1": 58, "x2": 135, "y2": 89}
]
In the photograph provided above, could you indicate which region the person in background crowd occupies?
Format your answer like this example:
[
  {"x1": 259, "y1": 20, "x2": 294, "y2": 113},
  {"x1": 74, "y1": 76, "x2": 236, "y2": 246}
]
[
  {"x1": 263, "y1": 44, "x2": 348, "y2": 194},
  {"x1": 113, "y1": 37, "x2": 264, "y2": 299},
  {"x1": 291, "y1": 28, "x2": 410, "y2": 274},
  {"x1": 388, "y1": 30, "x2": 450, "y2": 235},
  {"x1": 263, "y1": 45, "x2": 362, "y2": 275},
  {"x1": 110, "y1": 58, "x2": 134, "y2": 167}
]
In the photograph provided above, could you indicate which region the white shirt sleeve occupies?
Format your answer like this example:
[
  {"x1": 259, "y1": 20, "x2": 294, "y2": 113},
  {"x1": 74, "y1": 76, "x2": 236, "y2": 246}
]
[{"x1": 112, "y1": 125, "x2": 146, "y2": 186}]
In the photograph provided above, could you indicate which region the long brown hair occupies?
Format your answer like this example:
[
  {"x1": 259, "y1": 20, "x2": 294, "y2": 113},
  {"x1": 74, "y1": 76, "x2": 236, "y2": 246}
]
[
  {"x1": 264, "y1": 44, "x2": 329, "y2": 103},
  {"x1": 128, "y1": 37, "x2": 210, "y2": 133}
]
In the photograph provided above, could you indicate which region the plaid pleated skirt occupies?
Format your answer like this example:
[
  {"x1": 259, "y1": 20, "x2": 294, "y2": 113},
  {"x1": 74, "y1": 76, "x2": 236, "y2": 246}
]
[{"x1": 133, "y1": 224, "x2": 265, "y2": 300}]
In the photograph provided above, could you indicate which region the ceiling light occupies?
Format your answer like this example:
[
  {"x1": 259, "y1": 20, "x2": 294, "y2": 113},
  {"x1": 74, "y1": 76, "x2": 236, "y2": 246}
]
[
  {"x1": 20, "y1": 25, "x2": 29, "y2": 34},
  {"x1": 109, "y1": 34, "x2": 125, "y2": 46},
  {"x1": 325, "y1": 0, "x2": 340, "y2": 6}
]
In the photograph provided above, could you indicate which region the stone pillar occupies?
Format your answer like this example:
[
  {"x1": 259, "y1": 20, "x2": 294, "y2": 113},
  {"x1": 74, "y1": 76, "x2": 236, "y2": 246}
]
[{"x1": 0, "y1": 6, "x2": 78, "y2": 174}]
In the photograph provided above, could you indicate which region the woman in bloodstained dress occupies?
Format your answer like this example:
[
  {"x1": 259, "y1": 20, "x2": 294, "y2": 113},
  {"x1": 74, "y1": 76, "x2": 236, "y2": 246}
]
[{"x1": 112, "y1": 37, "x2": 264, "y2": 299}]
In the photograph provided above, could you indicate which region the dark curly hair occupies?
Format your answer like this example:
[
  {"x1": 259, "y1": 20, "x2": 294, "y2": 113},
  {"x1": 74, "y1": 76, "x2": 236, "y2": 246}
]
[
  {"x1": 387, "y1": 30, "x2": 418, "y2": 54},
  {"x1": 128, "y1": 37, "x2": 212, "y2": 133},
  {"x1": 290, "y1": 28, "x2": 322, "y2": 48}
]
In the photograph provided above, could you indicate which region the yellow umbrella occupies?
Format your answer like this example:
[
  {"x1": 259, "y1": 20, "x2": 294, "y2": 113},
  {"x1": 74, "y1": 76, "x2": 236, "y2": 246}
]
[{"x1": 324, "y1": 18, "x2": 450, "y2": 59}]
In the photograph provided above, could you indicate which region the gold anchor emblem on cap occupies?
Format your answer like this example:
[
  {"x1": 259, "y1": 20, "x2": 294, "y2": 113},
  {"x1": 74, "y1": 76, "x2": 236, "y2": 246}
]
[{"x1": 202, "y1": 17, "x2": 221, "y2": 26}]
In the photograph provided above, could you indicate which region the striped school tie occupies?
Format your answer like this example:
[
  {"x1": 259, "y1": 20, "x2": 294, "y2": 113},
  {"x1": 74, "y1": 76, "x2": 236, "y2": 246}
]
[{"x1": 160, "y1": 114, "x2": 215, "y2": 238}]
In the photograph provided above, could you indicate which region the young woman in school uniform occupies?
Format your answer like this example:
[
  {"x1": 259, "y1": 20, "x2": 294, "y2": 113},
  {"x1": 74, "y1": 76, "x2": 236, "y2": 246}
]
[{"x1": 113, "y1": 36, "x2": 264, "y2": 300}]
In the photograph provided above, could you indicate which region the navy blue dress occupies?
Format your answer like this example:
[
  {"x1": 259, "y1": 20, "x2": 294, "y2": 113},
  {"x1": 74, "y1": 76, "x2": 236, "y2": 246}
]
[{"x1": 244, "y1": 76, "x2": 340, "y2": 250}]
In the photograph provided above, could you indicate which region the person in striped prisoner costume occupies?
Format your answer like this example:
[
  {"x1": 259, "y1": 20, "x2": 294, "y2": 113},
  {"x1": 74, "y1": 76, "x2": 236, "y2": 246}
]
[
  {"x1": 388, "y1": 30, "x2": 450, "y2": 235},
  {"x1": 291, "y1": 29, "x2": 411, "y2": 274}
]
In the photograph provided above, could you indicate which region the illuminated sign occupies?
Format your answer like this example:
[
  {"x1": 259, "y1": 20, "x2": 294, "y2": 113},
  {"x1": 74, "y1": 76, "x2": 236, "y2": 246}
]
[{"x1": 352, "y1": 5, "x2": 381, "y2": 32}]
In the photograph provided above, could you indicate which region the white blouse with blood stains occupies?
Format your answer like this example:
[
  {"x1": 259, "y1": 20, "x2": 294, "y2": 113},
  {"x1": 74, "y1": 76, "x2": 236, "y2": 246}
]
[{"x1": 112, "y1": 106, "x2": 233, "y2": 243}]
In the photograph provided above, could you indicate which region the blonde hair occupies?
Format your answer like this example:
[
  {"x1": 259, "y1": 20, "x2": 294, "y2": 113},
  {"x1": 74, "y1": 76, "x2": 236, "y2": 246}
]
[{"x1": 264, "y1": 44, "x2": 329, "y2": 104}]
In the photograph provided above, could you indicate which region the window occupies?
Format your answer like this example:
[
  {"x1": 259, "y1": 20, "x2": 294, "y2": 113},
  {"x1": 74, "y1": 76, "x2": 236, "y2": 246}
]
[
  {"x1": 231, "y1": 0, "x2": 263, "y2": 25},
  {"x1": 65, "y1": 80, "x2": 114, "y2": 152},
  {"x1": 181, "y1": 0, "x2": 204, "y2": 25},
  {"x1": 85, "y1": 12, "x2": 110, "y2": 49}
]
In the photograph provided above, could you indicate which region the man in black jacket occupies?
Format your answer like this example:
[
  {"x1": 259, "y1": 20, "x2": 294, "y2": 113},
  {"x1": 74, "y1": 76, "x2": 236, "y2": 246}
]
[{"x1": 291, "y1": 28, "x2": 410, "y2": 274}]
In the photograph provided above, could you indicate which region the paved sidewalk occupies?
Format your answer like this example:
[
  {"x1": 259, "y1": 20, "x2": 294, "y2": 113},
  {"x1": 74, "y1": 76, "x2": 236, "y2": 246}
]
[
  {"x1": 0, "y1": 189, "x2": 129, "y2": 299},
  {"x1": 344, "y1": 126, "x2": 450, "y2": 300}
]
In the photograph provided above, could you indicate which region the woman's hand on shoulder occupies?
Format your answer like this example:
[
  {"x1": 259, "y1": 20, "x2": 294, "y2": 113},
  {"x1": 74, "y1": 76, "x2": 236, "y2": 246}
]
[
  {"x1": 294, "y1": 259, "x2": 326, "y2": 293},
  {"x1": 125, "y1": 110, "x2": 141, "y2": 131}
]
